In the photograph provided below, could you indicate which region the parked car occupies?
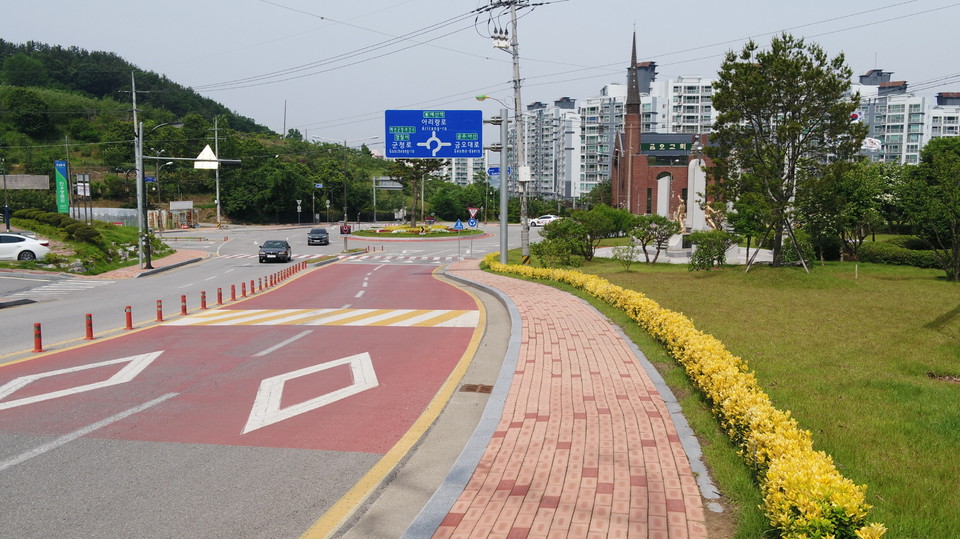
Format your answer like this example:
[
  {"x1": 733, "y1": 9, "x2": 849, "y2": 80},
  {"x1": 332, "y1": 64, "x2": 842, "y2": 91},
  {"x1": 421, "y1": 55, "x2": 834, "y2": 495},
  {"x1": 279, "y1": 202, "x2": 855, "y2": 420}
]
[
  {"x1": 307, "y1": 227, "x2": 330, "y2": 245},
  {"x1": 529, "y1": 214, "x2": 560, "y2": 227},
  {"x1": 0, "y1": 233, "x2": 51, "y2": 261},
  {"x1": 258, "y1": 240, "x2": 292, "y2": 263}
]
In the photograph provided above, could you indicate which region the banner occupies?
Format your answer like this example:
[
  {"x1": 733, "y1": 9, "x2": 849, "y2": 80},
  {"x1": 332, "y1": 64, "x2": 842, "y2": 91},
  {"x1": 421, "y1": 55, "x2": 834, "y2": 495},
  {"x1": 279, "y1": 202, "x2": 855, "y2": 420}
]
[{"x1": 55, "y1": 160, "x2": 69, "y2": 214}]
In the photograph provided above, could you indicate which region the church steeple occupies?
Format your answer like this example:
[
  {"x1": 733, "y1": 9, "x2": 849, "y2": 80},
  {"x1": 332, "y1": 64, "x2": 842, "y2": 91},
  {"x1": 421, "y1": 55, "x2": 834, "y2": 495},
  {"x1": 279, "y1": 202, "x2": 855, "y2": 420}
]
[{"x1": 626, "y1": 32, "x2": 641, "y2": 114}]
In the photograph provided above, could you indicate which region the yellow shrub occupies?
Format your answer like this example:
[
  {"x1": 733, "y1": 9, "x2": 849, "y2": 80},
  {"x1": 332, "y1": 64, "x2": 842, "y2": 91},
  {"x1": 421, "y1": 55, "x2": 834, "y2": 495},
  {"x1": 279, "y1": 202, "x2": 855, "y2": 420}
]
[{"x1": 484, "y1": 254, "x2": 884, "y2": 538}]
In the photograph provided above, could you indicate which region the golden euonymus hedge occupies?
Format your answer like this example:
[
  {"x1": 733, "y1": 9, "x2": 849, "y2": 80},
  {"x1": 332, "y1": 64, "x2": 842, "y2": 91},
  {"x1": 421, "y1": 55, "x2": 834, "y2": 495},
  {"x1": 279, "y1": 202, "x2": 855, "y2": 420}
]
[{"x1": 484, "y1": 254, "x2": 886, "y2": 539}]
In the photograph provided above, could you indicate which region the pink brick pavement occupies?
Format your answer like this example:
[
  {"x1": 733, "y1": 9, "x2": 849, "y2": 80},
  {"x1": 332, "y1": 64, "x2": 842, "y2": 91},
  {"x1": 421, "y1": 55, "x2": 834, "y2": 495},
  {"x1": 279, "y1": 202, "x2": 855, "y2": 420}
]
[{"x1": 436, "y1": 259, "x2": 709, "y2": 538}]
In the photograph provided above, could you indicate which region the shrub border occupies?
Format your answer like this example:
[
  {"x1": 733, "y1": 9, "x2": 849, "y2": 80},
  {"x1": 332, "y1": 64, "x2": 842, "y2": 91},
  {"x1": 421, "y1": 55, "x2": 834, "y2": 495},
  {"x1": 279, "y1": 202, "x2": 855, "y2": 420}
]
[{"x1": 484, "y1": 253, "x2": 886, "y2": 539}]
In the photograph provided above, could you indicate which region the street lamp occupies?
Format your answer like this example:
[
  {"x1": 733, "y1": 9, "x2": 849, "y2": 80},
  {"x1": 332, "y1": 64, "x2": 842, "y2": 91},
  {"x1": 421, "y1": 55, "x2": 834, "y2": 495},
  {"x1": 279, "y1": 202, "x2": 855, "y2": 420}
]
[
  {"x1": 156, "y1": 161, "x2": 173, "y2": 206},
  {"x1": 476, "y1": 95, "x2": 511, "y2": 264},
  {"x1": 136, "y1": 121, "x2": 183, "y2": 269}
]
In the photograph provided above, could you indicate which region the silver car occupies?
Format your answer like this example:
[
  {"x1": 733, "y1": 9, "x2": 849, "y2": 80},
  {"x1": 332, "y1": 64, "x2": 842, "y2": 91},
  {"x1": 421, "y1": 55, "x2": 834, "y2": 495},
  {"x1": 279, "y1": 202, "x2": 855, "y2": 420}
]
[{"x1": 0, "y1": 233, "x2": 51, "y2": 261}]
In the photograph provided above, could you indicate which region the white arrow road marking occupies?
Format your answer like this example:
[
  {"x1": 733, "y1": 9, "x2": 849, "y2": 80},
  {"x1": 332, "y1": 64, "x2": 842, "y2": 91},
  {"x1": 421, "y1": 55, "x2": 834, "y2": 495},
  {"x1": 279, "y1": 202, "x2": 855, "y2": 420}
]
[
  {"x1": 243, "y1": 352, "x2": 378, "y2": 434},
  {"x1": 0, "y1": 393, "x2": 177, "y2": 472},
  {"x1": 0, "y1": 351, "x2": 163, "y2": 411}
]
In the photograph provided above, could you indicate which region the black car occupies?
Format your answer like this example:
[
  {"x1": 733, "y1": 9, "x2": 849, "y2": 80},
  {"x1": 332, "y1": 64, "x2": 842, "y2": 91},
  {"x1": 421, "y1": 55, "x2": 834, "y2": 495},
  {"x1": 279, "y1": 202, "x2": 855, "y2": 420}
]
[
  {"x1": 307, "y1": 227, "x2": 330, "y2": 245},
  {"x1": 259, "y1": 240, "x2": 292, "y2": 263}
]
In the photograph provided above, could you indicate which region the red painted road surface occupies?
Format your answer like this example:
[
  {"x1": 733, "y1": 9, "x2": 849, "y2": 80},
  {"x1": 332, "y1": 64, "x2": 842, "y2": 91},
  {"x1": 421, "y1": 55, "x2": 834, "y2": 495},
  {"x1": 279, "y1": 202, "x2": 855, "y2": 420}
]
[{"x1": 0, "y1": 263, "x2": 481, "y2": 455}]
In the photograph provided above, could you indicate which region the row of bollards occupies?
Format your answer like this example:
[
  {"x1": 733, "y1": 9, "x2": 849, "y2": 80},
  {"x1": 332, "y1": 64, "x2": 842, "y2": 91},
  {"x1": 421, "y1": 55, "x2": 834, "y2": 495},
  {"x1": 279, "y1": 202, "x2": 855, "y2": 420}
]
[{"x1": 30, "y1": 261, "x2": 309, "y2": 353}]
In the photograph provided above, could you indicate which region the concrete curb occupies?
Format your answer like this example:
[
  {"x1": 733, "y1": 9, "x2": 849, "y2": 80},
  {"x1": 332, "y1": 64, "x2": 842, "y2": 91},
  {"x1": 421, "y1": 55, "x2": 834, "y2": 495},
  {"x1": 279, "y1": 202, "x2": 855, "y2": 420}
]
[
  {"x1": 401, "y1": 266, "x2": 523, "y2": 539},
  {"x1": 134, "y1": 257, "x2": 205, "y2": 278}
]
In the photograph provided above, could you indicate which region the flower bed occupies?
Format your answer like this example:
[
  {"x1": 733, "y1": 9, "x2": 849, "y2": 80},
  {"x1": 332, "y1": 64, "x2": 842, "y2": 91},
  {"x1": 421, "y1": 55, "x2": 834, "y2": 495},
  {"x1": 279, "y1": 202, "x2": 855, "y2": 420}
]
[{"x1": 483, "y1": 253, "x2": 886, "y2": 539}]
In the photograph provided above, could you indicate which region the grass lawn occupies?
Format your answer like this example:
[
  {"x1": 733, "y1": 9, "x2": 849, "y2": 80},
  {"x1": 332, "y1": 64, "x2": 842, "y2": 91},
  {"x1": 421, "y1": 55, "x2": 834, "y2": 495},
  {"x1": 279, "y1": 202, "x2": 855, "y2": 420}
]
[{"x1": 517, "y1": 254, "x2": 959, "y2": 537}]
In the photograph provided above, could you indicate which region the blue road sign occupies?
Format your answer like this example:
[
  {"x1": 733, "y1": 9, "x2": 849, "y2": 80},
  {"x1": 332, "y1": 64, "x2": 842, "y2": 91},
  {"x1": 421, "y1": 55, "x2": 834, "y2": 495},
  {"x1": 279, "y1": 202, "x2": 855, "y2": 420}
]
[
  {"x1": 467, "y1": 218, "x2": 478, "y2": 228},
  {"x1": 314, "y1": 183, "x2": 323, "y2": 188},
  {"x1": 144, "y1": 176, "x2": 156, "y2": 183},
  {"x1": 453, "y1": 219, "x2": 465, "y2": 230},
  {"x1": 487, "y1": 166, "x2": 500, "y2": 176},
  {"x1": 385, "y1": 110, "x2": 483, "y2": 159}
]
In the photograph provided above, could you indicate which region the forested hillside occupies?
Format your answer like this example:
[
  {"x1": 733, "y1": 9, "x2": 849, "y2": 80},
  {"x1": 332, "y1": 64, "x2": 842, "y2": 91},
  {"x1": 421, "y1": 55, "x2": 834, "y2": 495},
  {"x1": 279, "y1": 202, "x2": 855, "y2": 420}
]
[{"x1": 0, "y1": 39, "x2": 403, "y2": 225}]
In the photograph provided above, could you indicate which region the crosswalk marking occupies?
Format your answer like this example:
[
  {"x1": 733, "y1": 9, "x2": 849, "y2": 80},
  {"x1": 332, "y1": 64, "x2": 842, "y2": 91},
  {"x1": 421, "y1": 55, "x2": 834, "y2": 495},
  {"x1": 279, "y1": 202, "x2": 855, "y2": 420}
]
[
  {"x1": 343, "y1": 255, "x2": 465, "y2": 264},
  {"x1": 167, "y1": 308, "x2": 479, "y2": 328},
  {"x1": 214, "y1": 253, "x2": 465, "y2": 264},
  {"x1": 217, "y1": 254, "x2": 313, "y2": 259},
  {"x1": 8, "y1": 279, "x2": 115, "y2": 298}
]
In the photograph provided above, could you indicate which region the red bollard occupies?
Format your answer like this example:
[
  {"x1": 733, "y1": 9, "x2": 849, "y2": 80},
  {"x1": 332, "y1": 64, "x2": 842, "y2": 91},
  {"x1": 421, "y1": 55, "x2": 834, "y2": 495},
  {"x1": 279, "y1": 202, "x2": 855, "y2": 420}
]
[
  {"x1": 231, "y1": 284, "x2": 236, "y2": 301},
  {"x1": 217, "y1": 288, "x2": 223, "y2": 306},
  {"x1": 241, "y1": 282, "x2": 247, "y2": 297},
  {"x1": 258, "y1": 278, "x2": 263, "y2": 292},
  {"x1": 84, "y1": 313, "x2": 95, "y2": 340},
  {"x1": 249, "y1": 280, "x2": 255, "y2": 294},
  {"x1": 181, "y1": 295, "x2": 188, "y2": 316},
  {"x1": 156, "y1": 300, "x2": 164, "y2": 322},
  {"x1": 32, "y1": 323, "x2": 44, "y2": 353},
  {"x1": 201, "y1": 291, "x2": 208, "y2": 310},
  {"x1": 124, "y1": 306, "x2": 133, "y2": 330}
]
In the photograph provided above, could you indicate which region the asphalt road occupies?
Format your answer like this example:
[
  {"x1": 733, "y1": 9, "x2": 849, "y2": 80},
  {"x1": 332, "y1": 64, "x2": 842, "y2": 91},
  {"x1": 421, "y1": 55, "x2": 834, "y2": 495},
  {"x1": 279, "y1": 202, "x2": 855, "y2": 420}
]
[
  {"x1": 0, "y1": 222, "x2": 522, "y2": 357},
  {"x1": 0, "y1": 223, "x2": 519, "y2": 538}
]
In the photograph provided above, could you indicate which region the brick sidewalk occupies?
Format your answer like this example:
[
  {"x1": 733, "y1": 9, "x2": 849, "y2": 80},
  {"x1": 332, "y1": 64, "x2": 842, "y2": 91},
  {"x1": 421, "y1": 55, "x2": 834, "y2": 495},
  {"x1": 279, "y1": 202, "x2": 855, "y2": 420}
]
[{"x1": 435, "y1": 259, "x2": 709, "y2": 538}]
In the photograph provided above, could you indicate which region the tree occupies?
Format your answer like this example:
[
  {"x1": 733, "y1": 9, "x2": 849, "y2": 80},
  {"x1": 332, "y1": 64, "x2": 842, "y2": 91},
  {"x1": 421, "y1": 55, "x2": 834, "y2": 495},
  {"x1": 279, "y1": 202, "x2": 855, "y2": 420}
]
[
  {"x1": 897, "y1": 137, "x2": 960, "y2": 281},
  {"x1": 568, "y1": 204, "x2": 632, "y2": 261},
  {"x1": 799, "y1": 160, "x2": 889, "y2": 260},
  {"x1": 630, "y1": 214, "x2": 680, "y2": 263},
  {"x1": 387, "y1": 159, "x2": 447, "y2": 225},
  {"x1": 5, "y1": 87, "x2": 51, "y2": 137},
  {"x1": 2, "y1": 53, "x2": 49, "y2": 87},
  {"x1": 708, "y1": 33, "x2": 866, "y2": 267}
]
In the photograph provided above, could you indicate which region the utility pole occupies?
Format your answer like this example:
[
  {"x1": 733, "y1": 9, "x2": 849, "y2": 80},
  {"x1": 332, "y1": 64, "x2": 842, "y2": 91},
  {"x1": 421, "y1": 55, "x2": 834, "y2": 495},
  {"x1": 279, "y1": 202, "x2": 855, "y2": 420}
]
[
  {"x1": 131, "y1": 72, "x2": 146, "y2": 269},
  {"x1": 214, "y1": 117, "x2": 222, "y2": 225},
  {"x1": 489, "y1": 1, "x2": 531, "y2": 259}
]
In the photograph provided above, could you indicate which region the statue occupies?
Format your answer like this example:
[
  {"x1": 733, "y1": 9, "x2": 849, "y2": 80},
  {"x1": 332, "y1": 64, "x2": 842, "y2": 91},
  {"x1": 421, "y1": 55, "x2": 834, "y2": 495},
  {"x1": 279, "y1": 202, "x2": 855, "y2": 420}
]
[
  {"x1": 672, "y1": 195, "x2": 686, "y2": 227},
  {"x1": 704, "y1": 204, "x2": 724, "y2": 230}
]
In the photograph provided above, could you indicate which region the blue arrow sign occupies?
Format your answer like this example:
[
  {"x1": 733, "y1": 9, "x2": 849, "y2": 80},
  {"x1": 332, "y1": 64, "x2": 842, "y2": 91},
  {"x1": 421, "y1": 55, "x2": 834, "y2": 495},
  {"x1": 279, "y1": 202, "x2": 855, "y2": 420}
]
[
  {"x1": 385, "y1": 110, "x2": 483, "y2": 159},
  {"x1": 314, "y1": 183, "x2": 323, "y2": 189},
  {"x1": 453, "y1": 219, "x2": 464, "y2": 230}
]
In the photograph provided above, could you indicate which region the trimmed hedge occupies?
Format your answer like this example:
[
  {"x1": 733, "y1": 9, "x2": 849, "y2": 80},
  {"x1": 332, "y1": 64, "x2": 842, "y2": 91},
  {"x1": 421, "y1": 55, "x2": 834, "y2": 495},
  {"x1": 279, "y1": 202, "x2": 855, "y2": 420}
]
[
  {"x1": 11, "y1": 208, "x2": 103, "y2": 245},
  {"x1": 858, "y1": 240, "x2": 940, "y2": 269}
]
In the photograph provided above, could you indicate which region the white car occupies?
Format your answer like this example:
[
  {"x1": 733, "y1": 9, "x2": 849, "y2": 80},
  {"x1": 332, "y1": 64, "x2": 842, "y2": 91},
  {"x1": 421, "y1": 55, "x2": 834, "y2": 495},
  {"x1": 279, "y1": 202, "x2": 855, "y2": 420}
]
[
  {"x1": 529, "y1": 214, "x2": 560, "y2": 227},
  {"x1": 0, "y1": 233, "x2": 51, "y2": 261}
]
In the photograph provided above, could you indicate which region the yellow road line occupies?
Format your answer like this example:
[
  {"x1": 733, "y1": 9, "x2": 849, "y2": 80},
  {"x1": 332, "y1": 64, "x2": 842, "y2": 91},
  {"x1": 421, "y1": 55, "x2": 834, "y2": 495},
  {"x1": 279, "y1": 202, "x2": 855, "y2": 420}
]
[{"x1": 300, "y1": 266, "x2": 488, "y2": 539}]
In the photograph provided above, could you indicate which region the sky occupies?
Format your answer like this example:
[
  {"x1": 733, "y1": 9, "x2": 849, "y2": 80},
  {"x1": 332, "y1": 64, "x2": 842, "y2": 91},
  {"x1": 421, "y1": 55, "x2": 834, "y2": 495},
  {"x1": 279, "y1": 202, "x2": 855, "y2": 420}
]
[{"x1": 3, "y1": 0, "x2": 960, "y2": 152}]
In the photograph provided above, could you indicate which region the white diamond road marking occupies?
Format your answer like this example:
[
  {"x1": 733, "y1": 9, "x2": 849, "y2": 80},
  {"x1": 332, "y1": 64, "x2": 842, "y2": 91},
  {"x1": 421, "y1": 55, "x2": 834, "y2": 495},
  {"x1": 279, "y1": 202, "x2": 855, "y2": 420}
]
[
  {"x1": 0, "y1": 351, "x2": 163, "y2": 411},
  {"x1": 242, "y1": 352, "x2": 378, "y2": 434}
]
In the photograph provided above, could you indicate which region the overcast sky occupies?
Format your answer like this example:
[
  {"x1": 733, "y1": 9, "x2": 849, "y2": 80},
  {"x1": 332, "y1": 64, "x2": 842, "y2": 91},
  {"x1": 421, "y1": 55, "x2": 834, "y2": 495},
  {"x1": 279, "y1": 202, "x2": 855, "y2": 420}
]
[{"x1": 3, "y1": 0, "x2": 959, "y2": 150}]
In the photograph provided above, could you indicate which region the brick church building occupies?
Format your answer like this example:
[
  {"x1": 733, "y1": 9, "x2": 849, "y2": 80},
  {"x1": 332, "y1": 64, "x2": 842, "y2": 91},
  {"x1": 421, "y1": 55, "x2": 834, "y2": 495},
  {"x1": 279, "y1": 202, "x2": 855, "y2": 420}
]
[{"x1": 610, "y1": 35, "x2": 711, "y2": 232}]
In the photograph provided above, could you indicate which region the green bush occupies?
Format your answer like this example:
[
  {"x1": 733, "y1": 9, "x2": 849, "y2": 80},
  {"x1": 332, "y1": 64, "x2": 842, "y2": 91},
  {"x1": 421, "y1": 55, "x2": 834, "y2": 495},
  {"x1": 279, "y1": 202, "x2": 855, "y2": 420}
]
[
  {"x1": 858, "y1": 241, "x2": 941, "y2": 269},
  {"x1": 781, "y1": 229, "x2": 817, "y2": 265},
  {"x1": 72, "y1": 225, "x2": 102, "y2": 245},
  {"x1": 885, "y1": 235, "x2": 929, "y2": 251},
  {"x1": 688, "y1": 230, "x2": 740, "y2": 271}
]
